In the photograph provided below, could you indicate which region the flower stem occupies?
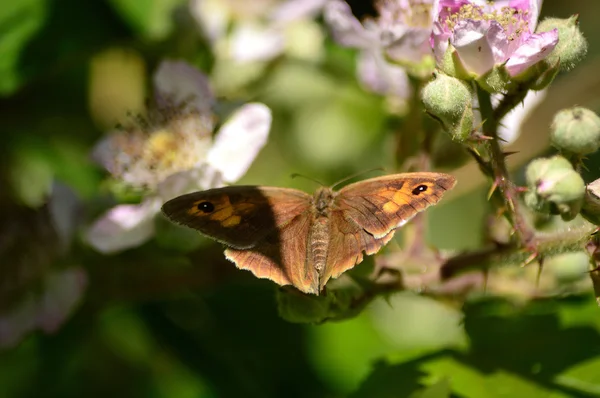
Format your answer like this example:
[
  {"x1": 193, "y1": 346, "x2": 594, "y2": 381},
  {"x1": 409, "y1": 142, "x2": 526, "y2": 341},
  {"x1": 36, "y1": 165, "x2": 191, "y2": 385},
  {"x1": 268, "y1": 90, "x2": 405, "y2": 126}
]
[{"x1": 476, "y1": 85, "x2": 535, "y2": 246}]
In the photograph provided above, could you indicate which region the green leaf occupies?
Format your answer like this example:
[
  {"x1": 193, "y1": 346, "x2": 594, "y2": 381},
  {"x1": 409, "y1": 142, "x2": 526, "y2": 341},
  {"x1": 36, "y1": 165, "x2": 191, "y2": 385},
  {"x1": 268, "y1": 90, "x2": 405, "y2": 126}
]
[
  {"x1": 0, "y1": 0, "x2": 48, "y2": 95},
  {"x1": 108, "y1": 0, "x2": 186, "y2": 40},
  {"x1": 409, "y1": 379, "x2": 450, "y2": 398}
]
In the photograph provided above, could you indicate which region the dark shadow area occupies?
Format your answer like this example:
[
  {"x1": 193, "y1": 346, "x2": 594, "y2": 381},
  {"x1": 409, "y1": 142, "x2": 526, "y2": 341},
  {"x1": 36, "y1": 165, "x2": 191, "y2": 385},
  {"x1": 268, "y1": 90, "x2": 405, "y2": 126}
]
[{"x1": 139, "y1": 283, "x2": 331, "y2": 398}]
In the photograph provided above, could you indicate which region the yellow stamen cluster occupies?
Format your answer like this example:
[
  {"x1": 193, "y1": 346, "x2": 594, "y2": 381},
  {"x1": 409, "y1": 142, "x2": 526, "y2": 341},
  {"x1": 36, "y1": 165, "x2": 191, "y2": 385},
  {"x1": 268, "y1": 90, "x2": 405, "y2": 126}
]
[
  {"x1": 106, "y1": 108, "x2": 214, "y2": 190},
  {"x1": 444, "y1": 2, "x2": 530, "y2": 41}
]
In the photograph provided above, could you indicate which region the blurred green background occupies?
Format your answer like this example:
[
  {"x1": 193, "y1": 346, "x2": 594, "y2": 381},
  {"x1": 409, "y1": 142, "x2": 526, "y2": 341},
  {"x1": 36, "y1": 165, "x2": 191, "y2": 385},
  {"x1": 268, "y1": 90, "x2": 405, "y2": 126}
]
[{"x1": 2, "y1": 1, "x2": 600, "y2": 397}]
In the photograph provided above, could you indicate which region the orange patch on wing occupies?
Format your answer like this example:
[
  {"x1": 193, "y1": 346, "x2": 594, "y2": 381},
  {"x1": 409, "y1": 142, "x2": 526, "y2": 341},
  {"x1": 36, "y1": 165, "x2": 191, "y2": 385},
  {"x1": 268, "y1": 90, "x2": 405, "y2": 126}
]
[
  {"x1": 222, "y1": 215, "x2": 241, "y2": 227},
  {"x1": 392, "y1": 191, "x2": 408, "y2": 204},
  {"x1": 211, "y1": 205, "x2": 234, "y2": 221},
  {"x1": 382, "y1": 201, "x2": 400, "y2": 214}
]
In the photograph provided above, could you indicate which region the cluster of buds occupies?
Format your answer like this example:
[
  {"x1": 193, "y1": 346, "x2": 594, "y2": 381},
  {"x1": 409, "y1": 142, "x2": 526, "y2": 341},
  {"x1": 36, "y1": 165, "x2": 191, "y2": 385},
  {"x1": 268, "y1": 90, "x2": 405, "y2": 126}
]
[{"x1": 525, "y1": 106, "x2": 600, "y2": 223}]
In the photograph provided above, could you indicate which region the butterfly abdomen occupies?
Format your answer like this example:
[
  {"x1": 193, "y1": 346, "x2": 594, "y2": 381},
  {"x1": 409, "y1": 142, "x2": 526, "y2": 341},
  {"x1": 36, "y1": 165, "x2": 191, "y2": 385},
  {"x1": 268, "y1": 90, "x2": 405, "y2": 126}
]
[{"x1": 309, "y1": 216, "x2": 330, "y2": 275}]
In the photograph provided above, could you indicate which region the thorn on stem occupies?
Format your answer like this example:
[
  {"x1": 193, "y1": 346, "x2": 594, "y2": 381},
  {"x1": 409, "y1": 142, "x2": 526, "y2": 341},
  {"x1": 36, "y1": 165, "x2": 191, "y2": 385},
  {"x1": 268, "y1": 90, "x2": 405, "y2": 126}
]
[
  {"x1": 487, "y1": 181, "x2": 499, "y2": 200},
  {"x1": 521, "y1": 250, "x2": 539, "y2": 268},
  {"x1": 535, "y1": 256, "x2": 545, "y2": 287}
]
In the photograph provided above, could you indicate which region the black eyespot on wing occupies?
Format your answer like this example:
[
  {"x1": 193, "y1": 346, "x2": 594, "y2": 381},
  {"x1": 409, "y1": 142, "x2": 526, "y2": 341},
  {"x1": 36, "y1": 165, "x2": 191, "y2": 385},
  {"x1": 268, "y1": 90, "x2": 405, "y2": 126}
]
[
  {"x1": 412, "y1": 185, "x2": 428, "y2": 195},
  {"x1": 197, "y1": 201, "x2": 215, "y2": 213}
]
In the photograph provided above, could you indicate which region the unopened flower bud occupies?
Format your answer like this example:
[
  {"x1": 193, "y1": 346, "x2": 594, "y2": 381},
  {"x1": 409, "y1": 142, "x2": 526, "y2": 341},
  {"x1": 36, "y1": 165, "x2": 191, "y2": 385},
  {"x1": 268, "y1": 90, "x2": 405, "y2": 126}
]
[
  {"x1": 422, "y1": 73, "x2": 473, "y2": 142},
  {"x1": 525, "y1": 156, "x2": 585, "y2": 221},
  {"x1": 546, "y1": 252, "x2": 590, "y2": 284},
  {"x1": 537, "y1": 16, "x2": 588, "y2": 72},
  {"x1": 550, "y1": 107, "x2": 600, "y2": 156}
]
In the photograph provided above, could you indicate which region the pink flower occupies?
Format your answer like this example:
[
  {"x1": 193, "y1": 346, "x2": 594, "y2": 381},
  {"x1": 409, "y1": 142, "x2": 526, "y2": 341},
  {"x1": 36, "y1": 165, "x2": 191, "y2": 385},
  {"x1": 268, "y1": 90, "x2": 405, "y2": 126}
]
[{"x1": 431, "y1": 0, "x2": 558, "y2": 77}]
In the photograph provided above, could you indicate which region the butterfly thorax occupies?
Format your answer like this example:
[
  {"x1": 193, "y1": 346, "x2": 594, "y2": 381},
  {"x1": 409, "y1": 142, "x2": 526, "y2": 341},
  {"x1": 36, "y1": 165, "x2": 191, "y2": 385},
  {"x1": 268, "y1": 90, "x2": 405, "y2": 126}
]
[{"x1": 313, "y1": 187, "x2": 335, "y2": 215}]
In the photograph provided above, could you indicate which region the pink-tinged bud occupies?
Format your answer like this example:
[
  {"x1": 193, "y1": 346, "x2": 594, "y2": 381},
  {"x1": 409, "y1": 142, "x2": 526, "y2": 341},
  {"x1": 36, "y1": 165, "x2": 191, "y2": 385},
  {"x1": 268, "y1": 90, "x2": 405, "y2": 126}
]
[{"x1": 525, "y1": 156, "x2": 585, "y2": 221}]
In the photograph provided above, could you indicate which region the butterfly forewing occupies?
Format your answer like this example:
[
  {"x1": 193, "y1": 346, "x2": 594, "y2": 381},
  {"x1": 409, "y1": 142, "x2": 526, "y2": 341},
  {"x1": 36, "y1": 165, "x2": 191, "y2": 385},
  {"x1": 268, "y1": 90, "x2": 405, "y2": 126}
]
[
  {"x1": 162, "y1": 186, "x2": 312, "y2": 249},
  {"x1": 335, "y1": 172, "x2": 456, "y2": 238}
]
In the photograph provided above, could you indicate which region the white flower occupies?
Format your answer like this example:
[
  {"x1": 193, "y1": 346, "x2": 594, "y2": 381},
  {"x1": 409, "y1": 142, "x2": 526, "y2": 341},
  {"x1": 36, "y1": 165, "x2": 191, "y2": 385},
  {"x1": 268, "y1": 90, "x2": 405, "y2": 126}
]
[
  {"x1": 86, "y1": 60, "x2": 272, "y2": 253},
  {"x1": 189, "y1": 0, "x2": 327, "y2": 63}
]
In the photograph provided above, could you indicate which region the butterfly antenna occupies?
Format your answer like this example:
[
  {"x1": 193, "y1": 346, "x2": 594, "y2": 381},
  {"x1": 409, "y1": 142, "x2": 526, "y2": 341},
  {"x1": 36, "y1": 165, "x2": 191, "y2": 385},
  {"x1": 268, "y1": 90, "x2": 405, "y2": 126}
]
[
  {"x1": 290, "y1": 173, "x2": 325, "y2": 187},
  {"x1": 330, "y1": 167, "x2": 386, "y2": 190}
]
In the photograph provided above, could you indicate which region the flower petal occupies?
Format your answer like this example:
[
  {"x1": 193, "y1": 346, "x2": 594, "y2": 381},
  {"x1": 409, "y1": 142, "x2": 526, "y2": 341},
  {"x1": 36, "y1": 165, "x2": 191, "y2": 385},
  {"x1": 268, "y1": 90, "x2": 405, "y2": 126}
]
[
  {"x1": 451, "y1": 19, "x2": 497, "y2": 76},
  {"x1": 505, "y1": 29, "x2": 558, "y2": 76},
  {"x1": 357, "y1": 50, "x2": 410, "y2": 99},
  {"x1": 153, "y1": 60, "x2": 214, "y2": 113},
  {"x1": 431, "y1": 21, "x2": 452, "y2": 63},
  {"x1": 0, "y1": 268, "x2": 87, "y2": 348},
  {"x1": 85, "y1": 199, "x2": 161, "y2": 253},
  {"x1": 323, "y1": 0, "x2": 376, "y2": 48},
  {"x1": 158, "y1": 164, "x2": 224, "y2": 201},
  {"x1": 206, "y1": 103, "x2": 271, "y2": 183},
  {"x1": 386, "y1": 27, "x2": 432, "y2": 64},
  {"x1": 270, "y1": 0, "x2": 327, "y2": 23},
  {"x1": 229, "y1": 23, "x2": 286, "y2": 62}
]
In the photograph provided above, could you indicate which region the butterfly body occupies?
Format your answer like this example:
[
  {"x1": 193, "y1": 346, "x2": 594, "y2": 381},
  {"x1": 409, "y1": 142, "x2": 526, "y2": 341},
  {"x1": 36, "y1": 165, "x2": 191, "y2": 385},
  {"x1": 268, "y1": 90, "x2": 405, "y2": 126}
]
[{"x1": 162, "y1": 173, "x2": 456, "y2": 295}]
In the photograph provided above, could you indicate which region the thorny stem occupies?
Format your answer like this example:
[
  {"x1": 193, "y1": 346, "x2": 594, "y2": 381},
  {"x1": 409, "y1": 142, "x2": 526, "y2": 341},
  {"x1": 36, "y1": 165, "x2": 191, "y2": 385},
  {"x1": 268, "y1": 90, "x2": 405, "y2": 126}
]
[
  {"x1": 493, "y1": 84, "x2": 529, "y2": 122},
  {"x1": 476, "y1": 85, "x2": 536, "y2": 247}
]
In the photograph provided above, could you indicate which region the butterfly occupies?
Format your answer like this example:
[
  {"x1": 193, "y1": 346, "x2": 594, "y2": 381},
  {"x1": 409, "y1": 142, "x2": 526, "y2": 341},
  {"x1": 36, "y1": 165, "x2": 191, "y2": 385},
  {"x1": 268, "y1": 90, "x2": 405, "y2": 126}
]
[{"x1": 161, "y1": 172, "x2": 456, "y2": 295}]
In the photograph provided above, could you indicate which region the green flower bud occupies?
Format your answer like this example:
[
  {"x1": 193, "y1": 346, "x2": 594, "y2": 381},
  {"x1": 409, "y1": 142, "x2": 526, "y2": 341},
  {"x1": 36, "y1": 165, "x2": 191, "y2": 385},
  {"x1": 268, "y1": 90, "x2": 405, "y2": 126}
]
[
  {"x1": 550, "y1": 107, "x2": 600, "y2": 156},
  {"x1": 581, "y1": 178, "x2": 600, "y2": 225},
  {"x1": 537, "y1": 16, "x2": 588, "y2": 72},
  {"x1": 476, "y1": 64, "x2": 511, "y2": 93},
  {"x1": 525, "y1": 156, "x2": 585, "y2": 221},
  {"x1": 422, "y1": 73, "x2": 474, "y2": 142},
  {"x1": 546, "y1": 252, "x2": 590, "y2": 284}
]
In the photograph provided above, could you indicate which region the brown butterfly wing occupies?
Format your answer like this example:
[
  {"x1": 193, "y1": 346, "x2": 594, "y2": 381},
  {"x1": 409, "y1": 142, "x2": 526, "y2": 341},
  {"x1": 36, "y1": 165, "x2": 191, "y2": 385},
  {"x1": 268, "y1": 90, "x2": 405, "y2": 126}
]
[
  {"x1": 319, "y1": 172, "x2": 456, "y2": 288},
  {"x1": 162, "y1": 186, "x2": 319, "y2": 293},
  {"x1": 225, "y1": 212, "x2": 319, "y2": 294},
  {"x1": 162, "y1": 186, "x2": 311, "y2": 248}
]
